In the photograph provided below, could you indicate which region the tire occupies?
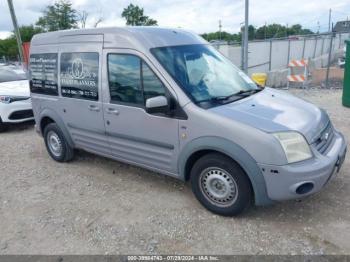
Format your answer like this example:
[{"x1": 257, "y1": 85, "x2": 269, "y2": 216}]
[
  {"x1": 0, "y1": 117, "x2": 8, "y2": 133},
  {"x1": 190, "y1": 153, "x2": 253, "y2": 216},
  {"x1": 43, "y1": 123, "x2": 74, "y2": 162}
]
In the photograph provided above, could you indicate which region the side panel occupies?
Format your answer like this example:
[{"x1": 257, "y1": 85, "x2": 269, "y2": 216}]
[
  {"x1": 57, "y1": 37, "x2": 108, "y2": 155},
  {"x1": 29, "y1": 44, "x2": 60, "y2": 132},
  {"x1": 101, "y1": 48, "x2": 180, "y2": 175}
]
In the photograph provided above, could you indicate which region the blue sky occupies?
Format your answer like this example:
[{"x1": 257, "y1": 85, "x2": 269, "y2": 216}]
[{"x1": 1, "y1": 0, "x2": 350, "y2": 39}]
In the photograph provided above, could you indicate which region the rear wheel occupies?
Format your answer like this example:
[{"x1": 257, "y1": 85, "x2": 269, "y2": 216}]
[
  {"x1": 190, "y1": 153, "x2": 252, "y2": 216},
  {"x1": 44, "y1": 123, "x2": 74, "y2": 162}
]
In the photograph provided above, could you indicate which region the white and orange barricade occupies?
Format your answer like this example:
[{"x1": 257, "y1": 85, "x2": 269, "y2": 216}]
[{"x1": 287, "y1": 59, "x2": 309, "y2": 88}]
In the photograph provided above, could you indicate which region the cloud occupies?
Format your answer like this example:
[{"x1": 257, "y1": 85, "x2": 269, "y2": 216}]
[
  {"x1": 0, "y1": 31, "x2": 12, "y2": 39},
  {"x1": 1, "y1": 0, "x2": 350, "y2": 39}
]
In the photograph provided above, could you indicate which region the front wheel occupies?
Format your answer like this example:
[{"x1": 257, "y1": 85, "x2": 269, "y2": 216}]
[
  {"x1": 44, "y1": 123, "x2": 74, "y2": 162},
  {"x1": 190, "y1": 153, "x2": 253, "y2": 216}
]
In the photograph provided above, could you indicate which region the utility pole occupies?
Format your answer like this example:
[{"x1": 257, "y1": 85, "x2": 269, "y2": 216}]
[
  {"x1": 219, "y1": 20, "x2": 222, "y2": 40},
  {"x1": 243, "y1": 0, "x2": 249, "y2": 73},
  {"x1": 7, "y1": 0, "x2": 23, "y2": 63},
  {"x1": 328, "y1": 8, "x2": 332, "y2": 32},
  {"x1": 325, "y1": 23, "x2": 334, "y2": 89},
  {"x1": 264, "y1": 22, "x2": 267, "y2": 40},
  {"x1": 241, "y1": 24, "x2": 244, "y2": 70}
]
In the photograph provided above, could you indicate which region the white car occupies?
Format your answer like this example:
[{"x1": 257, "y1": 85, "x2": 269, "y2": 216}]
[{"x1": 0, "y1": 66, "x2": 33, "y2": 132}]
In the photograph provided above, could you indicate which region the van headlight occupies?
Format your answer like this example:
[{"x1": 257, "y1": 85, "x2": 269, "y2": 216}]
[{"x1": 273, "y1": 132, "x2": 312, "y2": 164}]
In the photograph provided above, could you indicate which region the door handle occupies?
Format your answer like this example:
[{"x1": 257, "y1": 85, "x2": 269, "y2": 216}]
[
  {"x1": 88, "y1": 105, "x2": 100, "y2": 112},
  {"x1": 106, "y1": 108, "x2": 119, "y2": 115}
]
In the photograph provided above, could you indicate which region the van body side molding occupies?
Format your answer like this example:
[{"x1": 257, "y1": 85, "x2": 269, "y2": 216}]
[
  {"x1": 66, "y1": 123, "x2": 175, "y2": 150},
  {"x1": 67, "y1": 123, "x2": 106, "y2": 135},
  {"x1": 106, "y1": 131, "x2": 175, "y2": 150}
]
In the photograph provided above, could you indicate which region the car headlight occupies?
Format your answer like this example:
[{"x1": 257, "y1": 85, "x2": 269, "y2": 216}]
[
  {"x1": 273, "y1": 131, "x2": 312, "y2": 164},
  {"x1": 0, "y1": 95, "x2": 30, "y2": 104},
  {"x1": 0, "y1": 96, "x2": 11, "y2": 104}
]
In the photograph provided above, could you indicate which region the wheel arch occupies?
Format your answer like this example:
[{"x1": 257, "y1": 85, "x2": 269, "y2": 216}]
[
  {"x1": 179, "y1": 136, "x2": 273, "y2": 206},
  {"x1": 38, "y1": 109, "x2": 74, "y2": 148}
]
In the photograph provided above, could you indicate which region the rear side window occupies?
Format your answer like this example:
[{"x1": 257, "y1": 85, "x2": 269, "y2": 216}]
[
  {"x1": 29, "y1": 53, "x2": 58, "y2": 95},
  {"x1": 107, "y1": 54, "x2": 166, "y2": 106},
  {"x1": 60, "y1": 52, "x2": 99, "y2": 101}
]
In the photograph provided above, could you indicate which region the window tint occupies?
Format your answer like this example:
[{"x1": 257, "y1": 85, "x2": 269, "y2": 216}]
[
  {"x1": 29, "y1": 53, "x2": 58, "y2": 95},
  {"x1": 142, "y1": 61, "x2": 166, "y2": 100},
  {"x1": 60, "y1": 52, "x2": 99, "y2": 100},
  {"x1": 107, "y1": 54, "x2": 167, "y2": 105},
  {"x1": 108, "y1": 54, "x2": 143, "y2": 105}
]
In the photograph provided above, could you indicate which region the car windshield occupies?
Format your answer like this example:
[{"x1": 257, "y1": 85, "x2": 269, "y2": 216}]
[
  {"x1": 151, "y1": 44, "x2": 258, "y2": 106},
  {"x1": 0, "y1": 67, "x2": 27, "y2": 83}
]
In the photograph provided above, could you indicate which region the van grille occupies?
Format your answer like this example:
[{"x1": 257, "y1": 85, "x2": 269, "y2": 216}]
[{"x1": 313, "y1": 122, "x2": 335, "y2": 154}]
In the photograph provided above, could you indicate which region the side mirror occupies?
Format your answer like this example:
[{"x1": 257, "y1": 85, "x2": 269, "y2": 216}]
[{"x1": 145, "y1": 96, "x2": 169, "y2": 114}]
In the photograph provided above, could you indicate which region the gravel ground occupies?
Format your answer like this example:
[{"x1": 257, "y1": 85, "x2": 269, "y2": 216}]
[{"x1": 0, "y1": 88, "x2": 349, "y2": 255}]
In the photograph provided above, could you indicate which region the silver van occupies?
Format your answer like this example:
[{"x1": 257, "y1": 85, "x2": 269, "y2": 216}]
[{"x1": 29, "y1": 27, "x2": 347, "y2": 216}]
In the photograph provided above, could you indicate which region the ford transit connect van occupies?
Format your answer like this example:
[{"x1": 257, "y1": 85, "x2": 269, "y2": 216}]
[{"x1": 29, "y1": 27, "x2": 347, "y2": 216}]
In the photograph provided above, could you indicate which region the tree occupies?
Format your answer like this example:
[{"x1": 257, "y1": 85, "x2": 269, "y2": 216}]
[
  {"x1": 201, "y1": 31, "x2": 240, "y2": 43},
  {"x1": 240, "y1": 25, "x2": 256, "y2": 40},
  {"x1": 0, "y1": 25, "x2": 43, "y2": 59},
  {"x1": 78, "y1": 10, "x2": 88, "y2": 29},
  {"x1": 36, "y1": 0, "x2": 78, "y2": 32},
  {"x1": 121, "y1": 4, "x2": 158, "y2": 26},
  {"x1": 255, "y1": 23, "x2": 314, "y2": 39},
  {"x1": 0, "y1": 38, "x2": 17, "y2": 59},
  {"x1": 18, "y1": 25, "x2": 43, "y2": 42}
]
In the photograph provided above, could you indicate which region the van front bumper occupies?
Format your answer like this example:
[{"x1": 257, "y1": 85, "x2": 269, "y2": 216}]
[{"x1": 258, "y1": 130, "x2": 347, "y2": 201}]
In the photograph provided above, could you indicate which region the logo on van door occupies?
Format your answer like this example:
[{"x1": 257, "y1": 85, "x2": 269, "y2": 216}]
[
  {"x1": 60, "y1": 52, "x2": 99, "y2": 100},
  {"x1": 70, "y1": 58, "x2": 86, "y2": 79}
]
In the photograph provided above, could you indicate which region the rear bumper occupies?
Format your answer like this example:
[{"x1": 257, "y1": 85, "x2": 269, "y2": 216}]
[
  {"x1": 258, "y1": 130, "x2": 347, "y2": 201},
  {"x1": 0, "y1": 99, "x2": 34, "y2": 123}
]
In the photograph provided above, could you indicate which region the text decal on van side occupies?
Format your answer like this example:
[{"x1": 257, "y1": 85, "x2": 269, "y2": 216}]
[
  {"x1": 29, "y1": 53, "x2": 58, "y2": 96},
  {"x1": 60, "y1": 52, "x2": 99, "y2": 101}
]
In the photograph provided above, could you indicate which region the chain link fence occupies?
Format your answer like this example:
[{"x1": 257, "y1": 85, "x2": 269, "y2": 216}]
[{"x1": 214, "y1": 32, "x2": 350, "y2": 88}]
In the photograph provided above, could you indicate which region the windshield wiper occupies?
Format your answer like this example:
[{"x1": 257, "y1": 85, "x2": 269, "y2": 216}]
[
  {"x1": 196, "y1": 94, "x2": 244, "y2": 104},
  {"x1": 234, "y1": 88, "x2": 262, "y2": 96},
  {"x1": 196, "y1": 88, "x2": 262, "y2": 105}
]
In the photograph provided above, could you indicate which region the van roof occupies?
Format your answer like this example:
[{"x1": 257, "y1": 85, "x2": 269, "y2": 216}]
[{"x1": 30, "y1": 27, "x2": 207, "y2": 50}]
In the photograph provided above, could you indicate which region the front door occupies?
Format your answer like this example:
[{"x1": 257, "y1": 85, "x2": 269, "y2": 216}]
[
  {"x1": 102, "y1": 49, "x2": 180, "y2": 175},
  {"x1": 58, "y1": 38, "x2": 108, "y2": 155}
]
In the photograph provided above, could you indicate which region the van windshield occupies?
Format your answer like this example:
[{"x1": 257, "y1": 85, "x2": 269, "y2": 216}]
[{"x1": 151, "y1": 44, "x2": 259, "y2": 106}]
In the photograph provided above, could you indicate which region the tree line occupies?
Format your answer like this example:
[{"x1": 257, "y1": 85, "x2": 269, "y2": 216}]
[
  {"x1": 201, "y1": 24, "x2": 314, "y2": 43},
  {"x1": 1, "y1": 0, "x2": 314, "y2": 59},
  {"x1": 0, "y1": 0, "x2": 157, "y2": 59}
]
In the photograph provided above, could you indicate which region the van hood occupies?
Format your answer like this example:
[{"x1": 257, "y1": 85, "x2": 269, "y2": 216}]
[
  {"x1": 0, "y1": 80, "x2": 30, "y2": 97},
  {"x1": 209, "y1": 87, "x2": 329, "y2": 143}
]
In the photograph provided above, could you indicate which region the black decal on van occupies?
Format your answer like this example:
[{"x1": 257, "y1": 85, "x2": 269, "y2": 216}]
[
  {"x1": 60, "y1": 52, "x2": 99, "y2": 101},
  {"x1": 29, "y1": 53, "x2": 58, "y2": 95}
]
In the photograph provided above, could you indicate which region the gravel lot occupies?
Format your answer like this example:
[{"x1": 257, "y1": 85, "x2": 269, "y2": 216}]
[{"x1": 0, "y1": 88, "x2": 349, "y2": 255}]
